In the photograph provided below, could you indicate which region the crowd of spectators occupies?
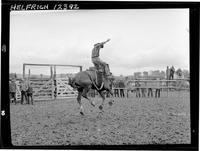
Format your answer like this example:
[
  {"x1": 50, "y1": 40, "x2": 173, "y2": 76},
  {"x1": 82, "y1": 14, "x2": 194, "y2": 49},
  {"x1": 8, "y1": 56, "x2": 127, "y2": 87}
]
[{"x1": 9, "y1": 78, "x2": 34, "y2": 105}]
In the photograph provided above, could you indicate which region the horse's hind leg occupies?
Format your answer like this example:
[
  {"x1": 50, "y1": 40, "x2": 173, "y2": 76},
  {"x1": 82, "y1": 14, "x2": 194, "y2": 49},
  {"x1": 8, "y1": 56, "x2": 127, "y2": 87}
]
[
  {"x1": 107, "y1": 89, "x2": 115, "y2": 106},
  {"x1": 82, "y1": 86, "x2": 95, "y2": 107},
  {"x1": 77, "y1": 90, "x2": 84, "y2": 115}
]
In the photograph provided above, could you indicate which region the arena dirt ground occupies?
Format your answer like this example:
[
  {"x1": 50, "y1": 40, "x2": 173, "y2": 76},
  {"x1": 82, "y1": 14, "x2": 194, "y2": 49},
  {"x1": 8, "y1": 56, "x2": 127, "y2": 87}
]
[{"x1": 10, "y1": 91, "x2": 190, "y2": 146}]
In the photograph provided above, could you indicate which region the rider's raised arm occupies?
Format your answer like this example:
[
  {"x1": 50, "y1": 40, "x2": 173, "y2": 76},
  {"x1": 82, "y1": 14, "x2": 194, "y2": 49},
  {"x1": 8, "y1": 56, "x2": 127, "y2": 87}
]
[
  {"x1": 101, "y1": 39, "x2": 110, "y2": 45},
  {"x1": 94, "y1": 39, "x2": 110, "y2": 48}
]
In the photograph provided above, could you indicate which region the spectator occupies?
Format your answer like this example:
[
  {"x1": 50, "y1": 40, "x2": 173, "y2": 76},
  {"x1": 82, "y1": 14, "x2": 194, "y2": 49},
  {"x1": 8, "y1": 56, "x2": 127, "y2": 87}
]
[
  {"x1": 135, "y1": 80, "x2": 141, "y2": 98},
  {"x1": 26, "y1": 82, "x2": 34, "y2": 105},
  {"x1": 176, "y1": 68, "x2": 183, "y2": 90},
  {"x1": 166, "y1": 66, "x2": 170, "y2": 88},
  {"x1": 9, "y1": 79, "x2": 17, "y2": 104},
  {"x1": 147, "y1": 88, "x2": 153, "y2": 98},
  {"x1": 147, "y1": 80, "x2": 153, "y2": 98},
  {"x1": 166, "y1": 66, "x2": 170, "y2": 80},
  {"x1": 119, "y1": 80, "x2": 125, "y2": 98},
  {"x1": 114, "y1": 80, "x2": 119, "y2": 97},
  {"x1": 155, "y1": 78, "x2": 161, "y2": 98},
  {"x1": 20, "y1": 79, "x2": 28, "y2": 104},
  {"x1": 140, "y1": 81, "x2": 146, "y2": 98},
  {"x1": 169, "y1": 66, "x2": 175, "y2": 80},
  {"x1": 176, "y1": 68, "x2": 183, "y2": 78}
]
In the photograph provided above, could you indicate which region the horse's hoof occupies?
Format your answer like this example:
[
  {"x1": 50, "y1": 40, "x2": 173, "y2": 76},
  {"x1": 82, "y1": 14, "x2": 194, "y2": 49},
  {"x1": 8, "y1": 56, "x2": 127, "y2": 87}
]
[
  {"x1": 80, "y1": 111, "x2": 84, "y2": 115},
  {"x1": 99, "y1": 105, "x2": 103, "y2": 110},
  {"x1": 108, "y1": 102, "x2": 113, "y2": 106},
  {"x1": 91, "y1": 101, "x2": 95, "y2": 107},
  {"x1": 108, "y1": 100, "x2": 114, "y2": 106}
]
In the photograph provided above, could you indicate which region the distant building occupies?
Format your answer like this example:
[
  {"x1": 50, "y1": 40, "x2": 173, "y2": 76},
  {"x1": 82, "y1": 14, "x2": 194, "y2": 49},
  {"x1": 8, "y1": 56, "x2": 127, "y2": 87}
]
[
  {"x1": 114, "y1": 75, "x2": 125, "y2": 81},
  {"x1": 143, "y1": 71, "x2": 148, "y2": 77},
  {"x1": 125, "y1": 75, "x2": 135, "y2": 80},
  {"x1": 160, "y1": 71, "x2": 165, "y2": 78},
  {"x1": 148, "y1": 70, "x2": 165, "y2": 79},
  {"x1": 151, "y1": 70, "x2": 160, "y2": 76},
  {"x1": 134, "y1": 72, "x2": 142, "y2": 78}
]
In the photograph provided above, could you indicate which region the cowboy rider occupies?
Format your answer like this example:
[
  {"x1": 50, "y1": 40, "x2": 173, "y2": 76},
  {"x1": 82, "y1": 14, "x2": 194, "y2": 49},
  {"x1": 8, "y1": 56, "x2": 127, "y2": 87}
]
[{"x1": 91, "y1": 39, "x2": 111, "y2": 76}]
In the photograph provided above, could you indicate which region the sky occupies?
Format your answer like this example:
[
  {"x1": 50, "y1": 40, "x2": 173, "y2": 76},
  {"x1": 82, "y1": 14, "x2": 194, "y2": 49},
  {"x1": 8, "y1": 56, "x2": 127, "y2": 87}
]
[{"x1": 10, "y1": 9, "x2": 189, "y2": 76}]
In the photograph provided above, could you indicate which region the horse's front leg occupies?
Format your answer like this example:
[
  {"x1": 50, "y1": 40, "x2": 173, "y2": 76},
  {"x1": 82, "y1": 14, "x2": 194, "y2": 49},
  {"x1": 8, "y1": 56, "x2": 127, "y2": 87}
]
[
  {"x1": 82, "y1": 86, "x2": 95, "y2": 107},
  {"x1": 77, "y1": 90, "x2": 84, "y2": 115},
  {"x1": 99, "y1": 90, "x2": 105, "y2": 110}
]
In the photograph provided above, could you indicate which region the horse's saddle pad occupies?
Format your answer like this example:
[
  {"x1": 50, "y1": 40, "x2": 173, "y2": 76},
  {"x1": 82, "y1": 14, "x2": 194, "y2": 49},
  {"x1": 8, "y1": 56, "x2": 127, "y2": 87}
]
[
  {"x1": 88, "y1": 67, "x2": 103, "y2": 86},
  {"x1": 96, "y1": 71, "x2": 103, "y2": 86}
]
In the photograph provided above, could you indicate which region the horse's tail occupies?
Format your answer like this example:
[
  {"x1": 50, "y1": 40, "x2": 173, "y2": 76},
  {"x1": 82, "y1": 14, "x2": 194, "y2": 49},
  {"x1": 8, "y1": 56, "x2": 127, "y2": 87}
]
[{"x1": 68, "y1": 77, "x2": 76, "y2": 88}]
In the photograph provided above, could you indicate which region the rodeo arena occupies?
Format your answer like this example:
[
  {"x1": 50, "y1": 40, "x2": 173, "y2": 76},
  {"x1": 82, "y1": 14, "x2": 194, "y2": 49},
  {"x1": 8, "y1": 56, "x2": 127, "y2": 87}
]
[
  {"x1": 10, "y1": 63, "x2": 190, "y2": 145},
  {"x1": 10, "y1": 60, "x2": 190, "y2": 145}
]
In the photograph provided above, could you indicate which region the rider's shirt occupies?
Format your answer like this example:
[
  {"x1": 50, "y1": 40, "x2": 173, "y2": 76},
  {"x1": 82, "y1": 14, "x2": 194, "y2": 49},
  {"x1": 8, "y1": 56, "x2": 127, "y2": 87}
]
[{"x1": 92, "y1": 43, "x2": 102, "y2": 58}]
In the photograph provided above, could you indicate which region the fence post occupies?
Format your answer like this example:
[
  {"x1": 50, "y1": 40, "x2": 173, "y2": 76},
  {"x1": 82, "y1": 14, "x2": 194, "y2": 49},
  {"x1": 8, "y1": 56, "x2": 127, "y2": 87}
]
[
  {"x1": 50, "y1": 66, "x2": 54, "y2": 100},
  {"x1": 54, "y1": 65, "x2": 57, "y2": 100},
  {"x1": 126, "y1": 89, "x2": 129, "y2": 98},
  {"x1": 28, "y1": 69, "x2": 30, "y2": 85},
  {"x1": 23, "y1": 63, "x2": 25, "y2": 79},
  {"x1": 167, "y1": 80, "x2": 169, "y2": 98}
]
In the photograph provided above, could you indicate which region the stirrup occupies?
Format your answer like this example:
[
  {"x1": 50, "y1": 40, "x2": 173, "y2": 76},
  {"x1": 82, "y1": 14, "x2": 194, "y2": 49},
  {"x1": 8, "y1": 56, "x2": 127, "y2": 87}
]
[{"x1": 105, "y1": 72, "x2": 112, "y2": 77}]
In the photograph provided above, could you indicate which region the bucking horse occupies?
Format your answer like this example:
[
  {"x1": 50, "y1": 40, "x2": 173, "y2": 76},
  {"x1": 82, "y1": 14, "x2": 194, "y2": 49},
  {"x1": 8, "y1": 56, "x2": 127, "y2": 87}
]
[{"x1": 68, "y1": 65, "x2": 114, "y2": 115}]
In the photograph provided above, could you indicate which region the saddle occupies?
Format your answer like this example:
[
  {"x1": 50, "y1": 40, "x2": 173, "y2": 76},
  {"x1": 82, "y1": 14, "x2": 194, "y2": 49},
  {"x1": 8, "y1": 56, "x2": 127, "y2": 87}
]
[
  {"x1": 88, "y1": 66, "x2": 104, "y2": 86},
  {"x1": 87, "y1": 64, "x2": 113, "y2": 90}
]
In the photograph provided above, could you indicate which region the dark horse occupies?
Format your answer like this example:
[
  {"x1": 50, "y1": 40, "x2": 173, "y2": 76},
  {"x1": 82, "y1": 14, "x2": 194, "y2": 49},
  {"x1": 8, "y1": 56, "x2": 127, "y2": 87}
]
[{"x1": 68, "y1": 66, "x2": 114, "y2": 115}]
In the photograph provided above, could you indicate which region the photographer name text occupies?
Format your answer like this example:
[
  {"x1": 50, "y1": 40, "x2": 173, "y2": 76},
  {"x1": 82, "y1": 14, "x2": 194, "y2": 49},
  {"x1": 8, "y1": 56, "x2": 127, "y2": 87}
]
[{"x1": 10, "y1": 4, "x2": 79, "y2": 11}]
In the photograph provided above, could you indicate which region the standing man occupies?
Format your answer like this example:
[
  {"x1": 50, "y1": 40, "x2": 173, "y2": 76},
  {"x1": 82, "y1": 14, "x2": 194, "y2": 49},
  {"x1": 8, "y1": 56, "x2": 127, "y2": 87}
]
[
  {"x1": 176, "y1": 68, "x2": 183, "y2": 78},
  {"x1": 155, "y1": 78, "x2": 161, "y2": 98},
  {"x1": 119, "y1": 80, "x2": 125, "y2": 98},
  {"x1": 140, "y1": 82, "x2": 146, "y2": 98},
  {"x1": 113, "y1": 80, "x2": 119, "y2": 97},
  {"x1": 166, "y1": 66, "x2": 170, "y2": 80},
  {"x1": 9, "y1": 79, "x2": 17, "y2": 104},
  {"x1": 166, "y1": 66, "x2": 170, "y2": 89},
  {"x1": 169, "y1": 66, "x2": 175, "y2": 80},
  {"x1": 147, "y1": 88, "x2": 153, "y2": 98},
  {"x1": 91, "y1": 39, "x2": 111, "y2": 76},
  {"x1": 176, "y1": 68, "x2": 183, "y2": 90},
  {"x1": 27, "y1": 82, "x2": 34, "y2": 105},
  {"x1": 135, "y1": 80, "x2": 141, "y2": 98},
  {"x1": 20, "y1": 79, "x2": 28, "y2": 105}
]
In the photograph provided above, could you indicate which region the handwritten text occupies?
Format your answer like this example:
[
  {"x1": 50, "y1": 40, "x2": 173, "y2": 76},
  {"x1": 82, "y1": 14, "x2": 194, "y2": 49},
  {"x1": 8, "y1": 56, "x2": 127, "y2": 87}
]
[{"x1": 10, "y1": 4, "x2": 79, "y2": 11}]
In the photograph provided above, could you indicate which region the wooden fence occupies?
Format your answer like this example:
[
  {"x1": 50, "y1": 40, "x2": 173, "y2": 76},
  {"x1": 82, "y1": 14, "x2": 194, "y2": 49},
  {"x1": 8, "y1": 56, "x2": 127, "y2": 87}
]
[
  {"x1": 15, "y1": 78, "x2": 189, "y2": 100},
  {"x1": 30, "y1": 78, "x2": 54, "y2": 100},
  {"x1": 88, "y1": 79, "x2": 190, "y2": 98},
  {"x1": 15, "y1": 77, "x2": 78, "y2": 101},
  {"x1": 126, "y1": 79, "x2": 190, "y2": 90},
  {"x1": 13, "y1": 63, "x2": 82, "y2": 101},
  {"x1": 56, "y1": 78, "x2": 78, "y2": 99}
]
